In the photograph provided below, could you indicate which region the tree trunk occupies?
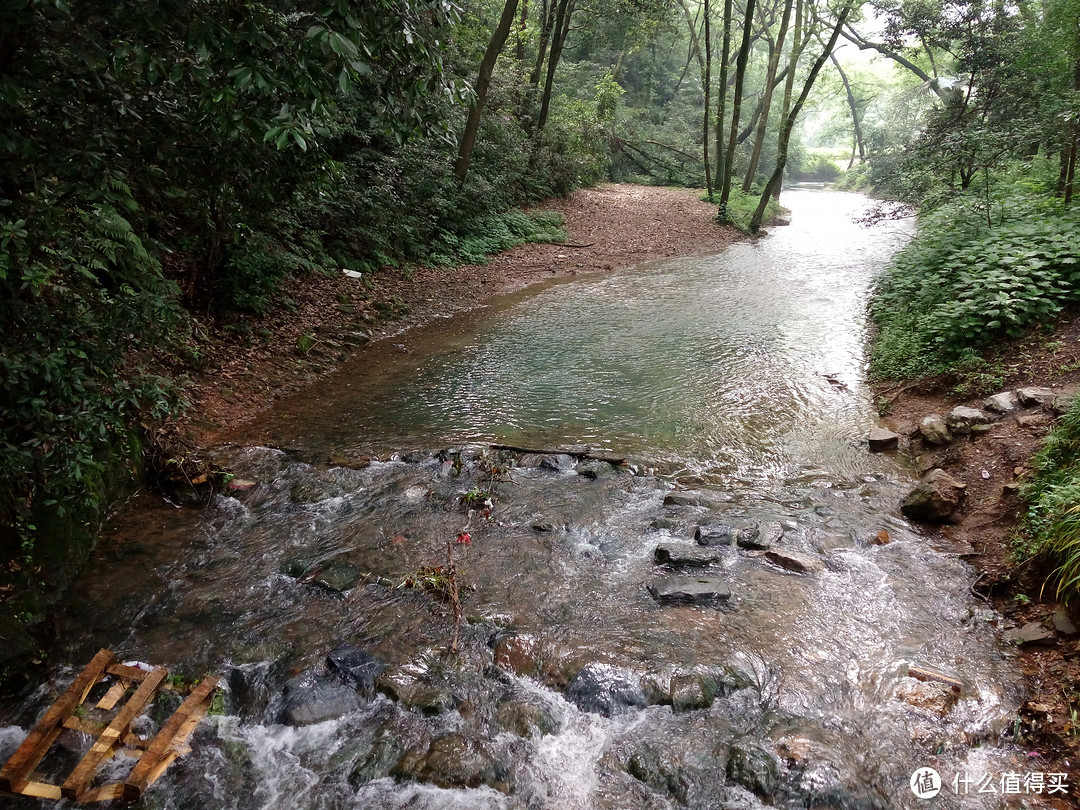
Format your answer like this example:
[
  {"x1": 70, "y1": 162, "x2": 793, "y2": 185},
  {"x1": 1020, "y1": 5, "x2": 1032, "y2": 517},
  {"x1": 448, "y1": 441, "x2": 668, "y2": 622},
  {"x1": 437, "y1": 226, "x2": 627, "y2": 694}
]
[
  {"x1": 719, "y1": 0, "x2": 758, "y2": 212},
  {"x1": 715, "y1": 0, "x2": 733, "y2": 181},
  {"x1": 515, "y1": 0, "x2": 528, "y2": 62},
  {"x1": 773, "y1": 0, "x2": 802, "y2": 200},
  {"x1": 530, "y1": 0, "x2": 556, "y2": 88},
  {"x1": 536, "y1": 0, "x2": 573, "y2": 134},
  {"x1": 455, "y1": 0, "x2": 521, "y2": 184},
  {"x1": 703, "y1": 0, "x2": 713, "y2": 198},
  {"x1": 829, "y1": 51, "x2": 864, "y2": 169},
  {"x1": 742, "y1": 0, "x2": 793, "y2": 191},
  {"x1": 750, "y1": 3, "x2": 853, "y2": 231}
]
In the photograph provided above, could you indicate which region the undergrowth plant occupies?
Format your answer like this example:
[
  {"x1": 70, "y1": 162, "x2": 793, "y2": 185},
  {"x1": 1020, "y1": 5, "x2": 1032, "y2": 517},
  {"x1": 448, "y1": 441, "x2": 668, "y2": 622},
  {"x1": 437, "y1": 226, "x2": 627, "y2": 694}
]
[
  {"x1": 870, "y1": 192, "x2": 1080, "y2": 380},
  {"x1": 1022, "y1": 397, "x2": 1080, "y2": 601}
]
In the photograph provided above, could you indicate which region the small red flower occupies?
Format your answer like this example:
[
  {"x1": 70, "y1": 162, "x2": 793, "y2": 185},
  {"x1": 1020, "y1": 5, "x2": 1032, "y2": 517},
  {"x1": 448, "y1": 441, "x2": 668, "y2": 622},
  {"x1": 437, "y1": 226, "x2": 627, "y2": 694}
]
[{"x1": 456, "y1": 532, "x2": 472, "y2": 545}]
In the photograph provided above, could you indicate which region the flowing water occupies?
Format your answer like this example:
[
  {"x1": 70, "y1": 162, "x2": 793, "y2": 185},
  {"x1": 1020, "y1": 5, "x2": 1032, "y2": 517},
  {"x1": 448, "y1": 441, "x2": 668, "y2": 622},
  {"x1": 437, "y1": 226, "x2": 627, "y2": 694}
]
[{"x1": 1, "y1": 189, "x2": 1033, "y2": 809}]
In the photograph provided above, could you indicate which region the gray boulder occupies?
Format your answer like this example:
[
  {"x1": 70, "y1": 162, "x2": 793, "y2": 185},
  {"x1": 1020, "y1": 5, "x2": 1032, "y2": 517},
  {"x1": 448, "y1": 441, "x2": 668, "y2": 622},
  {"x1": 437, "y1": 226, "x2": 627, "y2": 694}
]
[
  {"x1": 867, "y1": 427, "x2": 900, "y2": 451},
  {"x1": 696, "y1": 522, "x2": 735, "y2": 546},
  {"x1": 539, "y1": 453, "x2": 577, "y2": 472},
  {"x1": 1018, "y1": 386, "x2": 1057, "y2": 407},
  {"x1": 984, "y1": 391, "x2": 1020, "y2": 413},
  {"x1": 327, "y1": 646, "x2": 385, "y2": 694},
  {"x1": 945, "y1": 406, "x2": 990, "y2": 435},
  {"x1": 647, "y1": 576, "x2": 732, "y2": 605},
  {"x1": 281, "y1": 671, "x2": 362, "y2": 726},
  {"x1": 919, "y1": 414, "x2": 952, "y2": 446},
  {"x1": 900, "y1": 468, "x2": 966, "y2": 523},
  {"x1": 664, "y1": 490, "x2": 732, "y2": 508},
  {"x1": 566, "y1": 663, "x2": 648, "y2": 717},
  {"x1": 736, "y1": 524, "x2": 773, "y2": 550}
]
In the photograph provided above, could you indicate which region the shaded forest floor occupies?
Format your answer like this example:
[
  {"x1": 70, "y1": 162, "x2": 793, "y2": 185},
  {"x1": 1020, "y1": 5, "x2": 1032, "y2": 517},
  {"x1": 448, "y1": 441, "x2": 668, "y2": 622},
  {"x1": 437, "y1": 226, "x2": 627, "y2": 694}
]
[
  {"x1": 182, "y1": 184, "x2": 742, "y2": 441},
  {"x1": 877, "y1": 318, "x2": 1080, "y2": 800}
]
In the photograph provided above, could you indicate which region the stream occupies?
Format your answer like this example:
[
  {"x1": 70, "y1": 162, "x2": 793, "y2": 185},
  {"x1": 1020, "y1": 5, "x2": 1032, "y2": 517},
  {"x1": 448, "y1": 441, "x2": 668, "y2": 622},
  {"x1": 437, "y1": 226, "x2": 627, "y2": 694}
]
[{"x1": 1, "y1": 188, "x2": 1033, "y2": 809}]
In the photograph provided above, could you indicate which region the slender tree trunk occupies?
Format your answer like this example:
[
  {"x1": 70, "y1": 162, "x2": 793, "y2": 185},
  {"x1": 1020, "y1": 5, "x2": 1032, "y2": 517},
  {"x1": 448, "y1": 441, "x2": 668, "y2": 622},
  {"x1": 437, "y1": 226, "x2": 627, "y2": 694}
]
[
  {"x1": 751, "y1": 3, "x2": 853, "y2": 231},
  {"x1": 715, "y1": 0, "x2": 733, "y2": 181},
  {"x1": 530, "y1": 0, "x2": 556, "y2": 88},
  {"x1": 536, "y1": 0, "x2": 573, "y2": 134},
  {"x1": 829, "y1": 51, "x2": 864, "y2": 169},
  {"x1": 773, "y1": 0, "x2": 802, "y2": 200},
  {"x1": 703, "y1": 0, "x2": 713, "y2": 198},
  {"x1": 515, "y1": 0, "x2": 528, "y2": 62},
  {"x1": 742, "y1": 0, "x2": 793, "y2": 191},
  {"x1": 455, "y1": 0, "x2": 521, "y2": 184},
  {"x1": 719, "y1": 0, "x2": 758, "y2": 212}
]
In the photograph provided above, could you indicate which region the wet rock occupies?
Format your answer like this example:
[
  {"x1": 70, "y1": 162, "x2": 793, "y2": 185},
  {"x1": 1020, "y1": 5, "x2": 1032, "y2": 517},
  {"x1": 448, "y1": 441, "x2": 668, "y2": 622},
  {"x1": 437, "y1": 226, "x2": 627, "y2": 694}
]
[
  {"x1": 281, "y1": 670, "x2": 362, "y2": 726},
  {"x1": 279, "y1": 556, "x2": 315, "y2": 578},
  {"x1": 715, "y1": 785, "x2": 773, "y2": 810},
  {"x1": 312, "y1": 560, "x2": 360, "y2": 594},
  {"x1": 984, "y1": 391, "x2": 1020, "y2": 413},
  {"x1": 289, "y1": 479, "x2": 339, "y2": 504},
  {"x1": 647, "y1": 576, "x2": 732, "y2": 605},
  {"x1": 695, "y1": 522, "x2": 735, "y2": 546},
  {"x1": 896, "y1": 679, "x2": 959, "y2": 717},
  {"x1": 376, "y1": 669, "x2": 457, "y2": 715},
  {"x1": 653, "y1": 545, "x2": 721, "y2": 568},
  {"x1": 919, "y1": 414, "x2": 952, "y2": 446},
  {"x1": 664, "y1": 490, "x2": 732, "y2": 508},
  {"x1": 493, "y1": 633, "x2": 540, "y2": 677},
  {"x1": 349, "y1": 736, "x2": 403, "y2": 786},
  {"x1": 900, "y1": 469, "x2": 966, "y2": 523},
  {"x1": 1053, "y1": 607, "x2": 1078, "y2": 636},
  {"x1": 327, "y1": 646, "x2": 385, "y2": 693},
  {"x1": 531, "y1": 519, "x2": 558, "y2": 533},
  {"x1": 225, "y1": 478, "x2": 257, "y2": 495},
  {"x1": 651, "y1": 516, "x2": 681, "y2": 531},
  {"x1": 576, "y1": 460, "x2": 614, "y2": 479},
  {"x1": 1004, "y1": 621, "x2": 1055, "y2": 646},
  {"x1": 669, "y1": 670, "x2": 724, "y2": 712},
  {"x1": 565, "y1": 662, "x2": 648, "y2": 717},
  {"x1": 627, "y1": 743, "x2": 703, "y2": 804},
  {"x1": 494, "y1": 698, "x2": 557, "y2": 737},
  {"x1": 170, "y1": 481, "x2": 213, "y2": 507},
  {"x1": 398, "y1": 734, "x2": 502, "y2": 790},
  {"x1": 727, "y1": 742, "x2": 778, "y2": 798},
  {"x1": 736, "y1": 524, "x2": 772, "y2": 550},
  {"x1": 945, "y1": 406, "x2": 991, "y2": 435},
  {"x1": 867, "y1": 427, "x2": 900, "y2": 451},
  {"x1": 329, "y1": 453, "x2": 371, "y2": 470},
  {"x1": 764, "y1": 549, "x2": 825, "y2": 575},
  {"x1": 1018, "y1": 386, "x2": 1057, "y2": 407},
  {"x1": 539, "y1": 453, "x2": 576, "y2": 472},
  {"x1": 756, "y1": 523, "x2": 784, "y2": 548}
]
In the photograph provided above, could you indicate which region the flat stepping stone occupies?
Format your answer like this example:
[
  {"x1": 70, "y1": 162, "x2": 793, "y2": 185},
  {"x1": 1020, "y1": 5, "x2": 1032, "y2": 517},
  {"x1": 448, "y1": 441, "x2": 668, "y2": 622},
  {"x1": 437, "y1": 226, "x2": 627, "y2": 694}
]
[
  {"x1": 984, "y1": 391, "x2": 1019, "y2": 413},
  {"x1": 653, "y1": 545, "x2": 721, "y2": 567},
  {"x1": 1003, "y1": 621, "x2": 1055, "y2": 646},
  {"x1": 647, "y1": 576, "x2": 732, "y2": 605},
  {"x1": 1017, "y1": 387, "x2": 1056, "y2": 407},
  {"x1": 868, "y1": 427, "x2": 900, "y2": 451}
]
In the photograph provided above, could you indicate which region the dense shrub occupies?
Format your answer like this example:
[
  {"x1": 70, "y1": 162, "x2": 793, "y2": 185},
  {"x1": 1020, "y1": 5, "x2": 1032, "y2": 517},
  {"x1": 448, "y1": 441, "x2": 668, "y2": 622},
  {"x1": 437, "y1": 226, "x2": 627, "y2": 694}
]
[
  {"x1": 1022, "y1": 397, "x2": 1080, "y2": 601},
  {"x1": 869, "y1": 195, "x2": 1080, "y2": 379}
]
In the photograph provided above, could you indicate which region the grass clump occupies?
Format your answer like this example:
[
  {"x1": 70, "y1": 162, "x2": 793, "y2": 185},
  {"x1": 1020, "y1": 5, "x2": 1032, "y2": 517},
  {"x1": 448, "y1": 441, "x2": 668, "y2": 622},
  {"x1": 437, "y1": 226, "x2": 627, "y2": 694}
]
[
  {"x1": 713, "y1": 187, "x2": 782, "y2": 232},
  {"x1": 1022, "y1": 396, "x2": 1080, "y2": 601},
  {"x1": 869, "y1": 194, "x2": 1080, "y2": 380}
]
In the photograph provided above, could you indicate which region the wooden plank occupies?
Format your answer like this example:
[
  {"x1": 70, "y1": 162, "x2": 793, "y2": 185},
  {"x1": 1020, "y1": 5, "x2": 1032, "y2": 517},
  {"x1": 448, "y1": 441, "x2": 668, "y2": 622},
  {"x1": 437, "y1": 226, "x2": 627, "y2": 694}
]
[
  {"x1": 80, "y1": 782, "x2": 126, "y2": 802},
  {"x1": 96, "y1": 679, "x2": 131, "y2": 710},
  {"x1": 124, "y1": 676, "x2": 218, "y2": 800},
  {"x1": 61, "y1": 666, "x2": 167, "y2": 801},
  {"x1": 17, "y1": 780, "x2": 63, "y2": 799},
  {"x1": 0, "y1": 648, "x2": 115, "y2": 794},
  {"x1": 105, "y1": 663, "x2": 153, "y2": 682},
  {"x1": 63, "y1": 716, "x2": 106, "y2": 736}
]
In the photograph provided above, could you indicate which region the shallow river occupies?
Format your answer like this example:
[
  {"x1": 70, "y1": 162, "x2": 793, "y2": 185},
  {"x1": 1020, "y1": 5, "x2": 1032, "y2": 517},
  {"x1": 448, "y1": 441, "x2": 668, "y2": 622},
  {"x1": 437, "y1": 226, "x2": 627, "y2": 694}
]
[{"x1": 1, "y1": 189, "x2": 1033, "y2": 809}]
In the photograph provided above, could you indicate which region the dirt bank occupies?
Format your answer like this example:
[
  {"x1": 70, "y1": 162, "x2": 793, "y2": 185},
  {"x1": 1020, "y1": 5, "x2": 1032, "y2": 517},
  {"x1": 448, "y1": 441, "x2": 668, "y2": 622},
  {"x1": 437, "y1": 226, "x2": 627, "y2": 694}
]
[
  {"x1": 878, "y1": 318, "x2": 1080, "y2": 799},
  {"x1": 181, "y1": 184, "x2": 742, "y2": 441}
]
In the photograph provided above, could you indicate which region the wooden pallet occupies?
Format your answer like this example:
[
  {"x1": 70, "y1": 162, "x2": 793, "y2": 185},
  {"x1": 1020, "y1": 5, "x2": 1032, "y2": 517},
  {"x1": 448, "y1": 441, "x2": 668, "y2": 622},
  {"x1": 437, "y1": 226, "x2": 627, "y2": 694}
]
[{"x1": 0, "y1": 649, "x2": 219, "y2": 803}]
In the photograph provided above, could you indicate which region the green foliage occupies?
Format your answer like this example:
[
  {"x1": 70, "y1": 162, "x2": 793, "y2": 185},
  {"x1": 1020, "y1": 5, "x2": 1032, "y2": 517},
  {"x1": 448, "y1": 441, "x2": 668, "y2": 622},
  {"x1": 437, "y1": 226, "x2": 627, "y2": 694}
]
[
  {"x1": 714, "y1": 187, "x2": 781, "y2": 232},
  {"x1": 870, "y1": 193, "x2": 1080, "y2": 379},
  {"x1": 1022, "y1": 397, "x2": 1080, "y2": 601}
]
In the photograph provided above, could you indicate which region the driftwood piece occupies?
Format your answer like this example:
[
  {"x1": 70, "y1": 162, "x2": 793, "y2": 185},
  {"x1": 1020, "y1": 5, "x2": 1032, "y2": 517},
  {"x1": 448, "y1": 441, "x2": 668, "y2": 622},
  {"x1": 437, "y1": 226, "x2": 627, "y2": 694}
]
[
  {"x1": 908, "y1": 665, "x2": 965, "y2": 692},
  {"x1": 490, "y1": 443, "x2": 627, "y2": 466}
]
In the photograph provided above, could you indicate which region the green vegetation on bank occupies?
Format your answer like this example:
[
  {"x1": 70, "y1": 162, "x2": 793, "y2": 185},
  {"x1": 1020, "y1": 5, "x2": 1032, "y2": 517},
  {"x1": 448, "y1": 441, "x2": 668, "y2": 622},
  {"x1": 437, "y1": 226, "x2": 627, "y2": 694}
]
[{"x1": 1023, "y1": 399, "x2": 1080, "y2": 601}]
